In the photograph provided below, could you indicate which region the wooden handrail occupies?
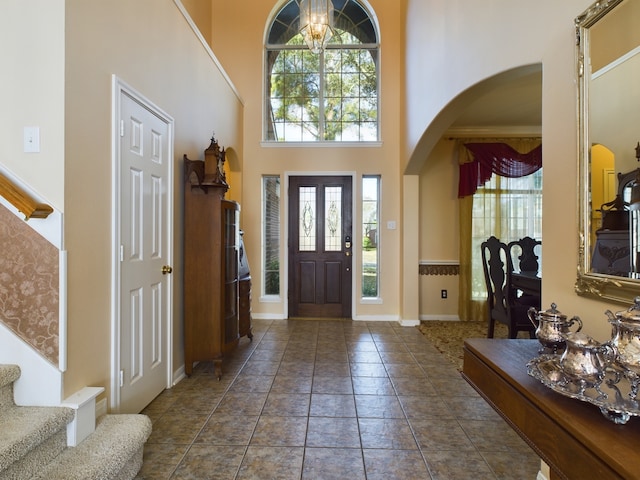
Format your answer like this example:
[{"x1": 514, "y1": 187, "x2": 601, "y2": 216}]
[{"x1": 0, "y1": 173, "x2": 53, "y2": 220}]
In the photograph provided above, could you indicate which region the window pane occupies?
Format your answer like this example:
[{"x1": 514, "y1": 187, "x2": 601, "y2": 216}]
[
  {"x1": 263, "y1": 176, "x2": 281, "y2": 295},
  {"x1": 299, "y1": 187, "x2": 316, "y2": 251},
  {"x1": 325, "y1": 186, "x2": 342, "y2": 251},
  {"x1": 266, "y1": 0, "x2": 379, "y2": 142},
  {"x1": 269, "y1": 50, "x2": 321, "y2": 141},
  {"x1": 362, "y1": 176, "x2": 379, "y2": 298},
  {"x1": 323, "y1": 48, "x2": 377, "y2": 142}
]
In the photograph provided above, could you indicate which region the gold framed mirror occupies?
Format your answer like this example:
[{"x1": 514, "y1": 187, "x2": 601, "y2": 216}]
[{"x1": 575, "y1": 0, "x2": 640, "y2": 304}]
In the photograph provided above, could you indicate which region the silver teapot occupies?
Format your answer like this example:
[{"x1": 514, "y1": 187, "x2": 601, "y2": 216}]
[
  {"x1": 559, "y1": 331, "x2": 616, "y2": 394},
  {"x1": 606, "y1": 297, "x2": 640, "y2": 399},
  {"x1": 528, "y1": 303, "x2": 583, "y2": 353}
]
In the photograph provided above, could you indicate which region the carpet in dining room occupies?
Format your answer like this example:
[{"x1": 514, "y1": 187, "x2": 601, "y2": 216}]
[{"x1": 418, "y1": 320, "x2": 517, "y2": 370}]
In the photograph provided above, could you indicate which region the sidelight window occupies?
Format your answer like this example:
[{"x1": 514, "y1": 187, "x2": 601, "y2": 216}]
[
  {"x1": 362, "y1": 175, "x2": 379, "y2": 298},
  {"x1": 263, "y1": 176, "x2": 281, "y2": 296}
]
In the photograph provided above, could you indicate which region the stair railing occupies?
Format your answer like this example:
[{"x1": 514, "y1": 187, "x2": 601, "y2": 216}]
[{"x1": 0, "y1": 172, "x2": 53, "y2": 220}]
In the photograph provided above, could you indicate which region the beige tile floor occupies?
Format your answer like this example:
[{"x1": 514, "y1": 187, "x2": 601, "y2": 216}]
[{"x1": 136, "y1": 319, "x2": 540, "y2": 479}]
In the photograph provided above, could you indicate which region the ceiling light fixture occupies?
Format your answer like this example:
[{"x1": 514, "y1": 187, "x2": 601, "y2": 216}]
[{"x1": 299, "y1": 0, "x2": 334, "y2": 54}]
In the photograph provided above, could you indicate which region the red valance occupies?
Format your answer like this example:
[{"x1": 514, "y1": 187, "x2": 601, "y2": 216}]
[{"x1": 458, "y1": 142, "x2": 542, "y2": 198}]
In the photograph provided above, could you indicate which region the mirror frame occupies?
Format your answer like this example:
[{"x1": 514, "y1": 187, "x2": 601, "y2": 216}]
[{"x1": 574, "y1": 0, "x2": 637, "y2": 304}]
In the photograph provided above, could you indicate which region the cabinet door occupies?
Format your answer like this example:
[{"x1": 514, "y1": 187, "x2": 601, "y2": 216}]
[{"x1": 222, "y1": 200, "x2": 240, "y2": 345}]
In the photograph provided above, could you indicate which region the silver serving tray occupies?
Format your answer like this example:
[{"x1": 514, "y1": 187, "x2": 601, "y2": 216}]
[{"x1": 527, "y1": 354, "x2": 640, "y2": 424}]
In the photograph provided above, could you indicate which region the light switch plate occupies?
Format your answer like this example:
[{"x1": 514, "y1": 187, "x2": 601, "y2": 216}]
[{"x1": 24, "y1": 126, "x2": 40, "y2": 153}]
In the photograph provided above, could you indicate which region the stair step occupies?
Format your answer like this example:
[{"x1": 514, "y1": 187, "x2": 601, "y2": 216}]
[
  {"x1": 0, "y1": 365, "x2": 20, "y2": 390},
  {"x1": 33, "y1": 414, "x2": 152, "y2": 480},
  {"x1": 0, "y1": 365, "x2": 20, "y2": 409},
  {"x1": 0, "y1": 405, "x2": 74, "y2": 479}
]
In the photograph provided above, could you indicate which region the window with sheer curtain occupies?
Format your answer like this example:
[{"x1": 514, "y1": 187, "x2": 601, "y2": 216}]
[
  {"x1": 456, "y1": 138, "x2": 543, "y2": 321},
  {"x1": 470, "y1": 171, "x2": 543, "y2": 301}
]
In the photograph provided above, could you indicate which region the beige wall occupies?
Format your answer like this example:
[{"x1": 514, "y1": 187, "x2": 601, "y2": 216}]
[
  {"x1": 210, "y1": 0, "x2": 405, "y2": 320},
  {"x1": 407, "y1": 0, "x2": 629, "y2": 341},
  {"x1": 4, "y1": 0, "x2": 637, "y2": 410},
  {"x1": 0, "y1": 0, "x2": 65, "y2": 209},
  {"x1": 63, "y1": 0, "x2": 243, "y2": 400},
  {"x1": 180, "y1": 0, "x2": 212, "y2": 46},
  {"x1": 418, "y1": 139, "x2": 459, "y2": 319}
]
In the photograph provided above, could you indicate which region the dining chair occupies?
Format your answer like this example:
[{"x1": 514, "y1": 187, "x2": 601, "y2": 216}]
[
  {"x1": 508, "y1": 236, "x2": 541, "y2": 274},
  {"x1": 481, "y1": 236, "x2": 536, "y2": 339},
  {"x1": 508, "y1": 236, "x2": 542, "y2": 309}
]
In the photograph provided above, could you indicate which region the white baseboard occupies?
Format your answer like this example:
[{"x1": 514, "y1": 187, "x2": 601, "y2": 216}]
[
  {"x1": 352, "y1": 314, "x2": 400, "y2": 322},
  {"x1": 399, "y1": 319, "x2": 420, "y2": 327},
  {"x1": 173, "y1": 365, "x2": 187, "y2": 386},
  {"x1": 251, "y1": 313, "x2": 286, "y2": 320}
]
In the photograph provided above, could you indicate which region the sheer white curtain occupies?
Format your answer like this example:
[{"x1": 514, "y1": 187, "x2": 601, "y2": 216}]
[{"x1": 457, "y1": 138, "x2": 542, "y2": 321}]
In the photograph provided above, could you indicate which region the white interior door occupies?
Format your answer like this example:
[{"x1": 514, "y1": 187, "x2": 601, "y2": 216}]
[{"x1": 115, "y1": 85, "x2": 173, "y2": 413}]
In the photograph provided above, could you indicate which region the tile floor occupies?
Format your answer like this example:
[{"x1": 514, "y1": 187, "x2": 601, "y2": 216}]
[{"x1": 136, "y1": 319, "x2": 540, "y2": 479}]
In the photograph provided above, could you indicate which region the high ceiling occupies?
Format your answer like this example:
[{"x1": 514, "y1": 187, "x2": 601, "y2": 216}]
[{"x1": 448, "y1": 70, "x2": 542, "y2": 133}]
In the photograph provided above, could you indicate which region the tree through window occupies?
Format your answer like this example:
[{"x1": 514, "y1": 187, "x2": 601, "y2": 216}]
[{"x1": 265, "y1": 0, "x2": 379, "y2": 142}]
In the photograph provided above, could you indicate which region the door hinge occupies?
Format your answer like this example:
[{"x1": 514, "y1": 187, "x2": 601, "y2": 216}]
[
  {"x1": 119, "y1": 369, "x2": 124, "y2": 387},
  {"x1": 120, "y1": 120, "x2": 125, "y2": 137}
]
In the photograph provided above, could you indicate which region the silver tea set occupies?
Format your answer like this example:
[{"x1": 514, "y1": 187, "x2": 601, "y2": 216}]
[{"x1": 526, "y1": 298, "x2": 640, "y2": 423}]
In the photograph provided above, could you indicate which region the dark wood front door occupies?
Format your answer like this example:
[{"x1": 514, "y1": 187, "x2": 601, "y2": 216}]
[{"x1": 288, "y1": 176, "x2": 352, "y2": 318}]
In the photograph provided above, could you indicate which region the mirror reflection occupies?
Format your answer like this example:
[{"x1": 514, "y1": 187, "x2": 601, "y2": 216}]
[{"x1": 577, "y1": 0, "x2": 640, "y2": 302}]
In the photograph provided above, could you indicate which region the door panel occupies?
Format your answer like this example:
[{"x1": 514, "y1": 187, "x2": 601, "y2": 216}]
[
  {"x1": 289, "y1": 176, "x2": 352, "y2": 318},
  {"x1": 119, "y1": 91, "x2": 170, "y2": 413},
  {"x1": 325, "y1": 262, "x2": 342, "y2": 303}
]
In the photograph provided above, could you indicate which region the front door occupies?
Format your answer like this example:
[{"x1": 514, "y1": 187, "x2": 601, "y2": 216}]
[
  {"x1": 288, "y1": 176, "x2": 352, "y2": 318},
  {"x1": 116, "y1": 86, "x2": 172, "y2": 413}
]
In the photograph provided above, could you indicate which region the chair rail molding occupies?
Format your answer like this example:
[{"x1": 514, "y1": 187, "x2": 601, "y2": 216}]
[{"x1": 419, "y1": 260, "x2": 460, "y2": 276}]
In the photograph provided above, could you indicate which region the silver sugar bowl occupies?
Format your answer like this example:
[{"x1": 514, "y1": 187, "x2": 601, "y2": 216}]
[
  {"x1": 606, "y1": 296, "x2": 640, "y2": 399},
  {"x1": 528, "y1": 303, "x2": 583, "y2": 353}
]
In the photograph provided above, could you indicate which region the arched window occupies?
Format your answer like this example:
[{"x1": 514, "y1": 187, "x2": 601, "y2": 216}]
[{"x1": 265, "y1": 0, "x2": 379, "y2": 142}]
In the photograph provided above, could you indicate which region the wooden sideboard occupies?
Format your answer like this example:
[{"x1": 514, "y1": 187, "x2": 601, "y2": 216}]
[{"x1": 462, "y1": 338, "x2": 640, "y2": 480}]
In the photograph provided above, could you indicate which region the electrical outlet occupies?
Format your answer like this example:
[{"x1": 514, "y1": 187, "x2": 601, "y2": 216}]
[{"x1": 441, "y1": 289, "x2": 447, "y2": 299}]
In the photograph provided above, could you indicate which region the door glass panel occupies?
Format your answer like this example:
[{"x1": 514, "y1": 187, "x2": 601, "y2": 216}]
[
  {"x1": 325, "y1": 186, "x2": 342, "y2": 251},
  {"x1": 299, "y1": 186, "x2": 316, "y2": 251}
]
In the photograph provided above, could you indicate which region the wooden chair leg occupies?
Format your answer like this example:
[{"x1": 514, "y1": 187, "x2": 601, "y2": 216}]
[
  {"x1": 508, "y1": 325, "x2": 517, "y2": 339},
  {"x1": 487, "y1": 318, "x2": 495, "y2": 338}
]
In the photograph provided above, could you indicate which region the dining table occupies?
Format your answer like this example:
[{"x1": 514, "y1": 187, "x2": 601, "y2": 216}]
[{"x1": 510, "y1": 270, "x2": 541, "y2": 297}]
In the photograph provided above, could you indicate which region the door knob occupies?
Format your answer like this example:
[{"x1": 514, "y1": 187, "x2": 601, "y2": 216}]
[{"x1": 162, "y1": 265, "x2": 173, "y2": 275}]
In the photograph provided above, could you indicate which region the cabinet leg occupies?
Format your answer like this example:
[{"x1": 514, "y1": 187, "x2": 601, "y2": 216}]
[{"x1": 214, "y1": 359, "x2": 223, "y2": 380}]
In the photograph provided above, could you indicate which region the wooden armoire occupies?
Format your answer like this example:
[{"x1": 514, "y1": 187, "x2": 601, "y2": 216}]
[{"x1": 183, "y1": 137, "x2": 249, "y2": 379}]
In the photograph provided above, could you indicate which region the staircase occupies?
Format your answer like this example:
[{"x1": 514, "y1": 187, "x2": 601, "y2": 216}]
[{"x1": 0, "y1": 364, "x2": 152, "y2": 480}]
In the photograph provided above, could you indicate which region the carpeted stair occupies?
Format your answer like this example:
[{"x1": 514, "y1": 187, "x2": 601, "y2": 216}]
[{"x1": 0, "y1": 364, "x2": 152, "y2": 480}]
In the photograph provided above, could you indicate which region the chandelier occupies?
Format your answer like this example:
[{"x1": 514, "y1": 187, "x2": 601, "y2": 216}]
[{"x1": 299, "y1": 0, "x2": 334, "y2": 54}]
